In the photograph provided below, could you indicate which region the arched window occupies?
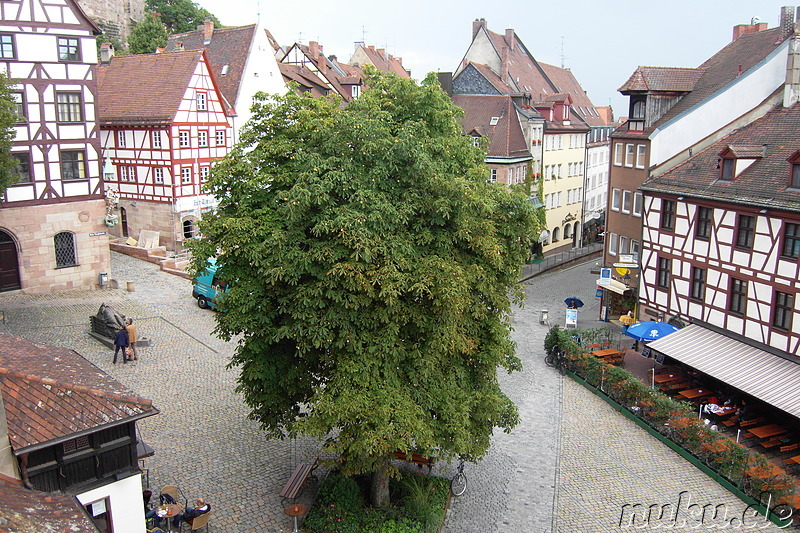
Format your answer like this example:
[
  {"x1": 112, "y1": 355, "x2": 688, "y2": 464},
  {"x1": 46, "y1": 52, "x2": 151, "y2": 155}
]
[
  {"x1": 552, "y1": 227, "x2": 561, "y2": 242},
  {"x1": 54, "y1": 232, "x2": 77, "y2": 268},
  {"x1": 564, "y1": 224, "x2": 572, "y2": 239},
  {"x1": 183, "y1": 219, "x2": 195, "y2": 240}
]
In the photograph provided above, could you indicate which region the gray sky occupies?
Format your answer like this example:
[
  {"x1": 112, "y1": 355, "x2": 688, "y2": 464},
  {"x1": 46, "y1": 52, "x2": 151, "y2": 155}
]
[{"x1": 197, "y1": 0, "x2": 793, "y2": 119}]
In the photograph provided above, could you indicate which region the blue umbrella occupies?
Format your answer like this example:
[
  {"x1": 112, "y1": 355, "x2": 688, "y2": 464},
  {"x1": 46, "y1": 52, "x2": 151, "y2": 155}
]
[
  {"x1": 624, "y1": 321, "x2": 680, "y2": 343},
  {"x1": 564, "y1": 297, "x2": 584, "y2": 308}
]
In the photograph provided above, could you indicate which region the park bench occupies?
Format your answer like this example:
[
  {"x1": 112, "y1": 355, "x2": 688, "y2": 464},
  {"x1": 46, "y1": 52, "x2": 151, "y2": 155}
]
[
  {"x1": 280, "y1": 459, "x2": 318, "y2": 504},
  {"x1": 392, "y1": 450, "x2": 436, "y2": 473}
]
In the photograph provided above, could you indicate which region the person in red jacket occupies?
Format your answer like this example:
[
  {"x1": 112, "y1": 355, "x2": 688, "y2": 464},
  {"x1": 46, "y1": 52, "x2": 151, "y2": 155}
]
[{"x1": 172, "y1": 498, "x2": 210, "y2": 528}]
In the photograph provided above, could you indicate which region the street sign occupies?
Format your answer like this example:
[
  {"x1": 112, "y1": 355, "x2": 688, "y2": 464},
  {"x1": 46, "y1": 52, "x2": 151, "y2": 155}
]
[
  {"x1": 613, "y1": 263, "x2": 639, "y2": 269},
  {"x1": 599, "y1": 268, "x2": 611, "y2": 285}
]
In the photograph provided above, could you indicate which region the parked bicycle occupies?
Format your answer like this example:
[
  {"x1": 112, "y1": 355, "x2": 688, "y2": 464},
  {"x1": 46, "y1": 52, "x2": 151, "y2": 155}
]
[
  {"x1": 544, "y1": 348, "x2": 567, "y2": 375},
  {"x1": 450, "y1": 459, "x2": 467, "y2": 496}
]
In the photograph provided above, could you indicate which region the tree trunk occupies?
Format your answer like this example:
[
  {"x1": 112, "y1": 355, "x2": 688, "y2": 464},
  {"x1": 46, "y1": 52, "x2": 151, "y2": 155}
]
[{"x1": 370, "y1": 459, "x2": 390, "y2": 508}]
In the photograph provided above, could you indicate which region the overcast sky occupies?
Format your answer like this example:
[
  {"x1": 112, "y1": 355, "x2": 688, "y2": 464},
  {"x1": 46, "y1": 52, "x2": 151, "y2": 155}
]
[{"x1": 197, "y1": 0, "x2": 793, "y2": 118}]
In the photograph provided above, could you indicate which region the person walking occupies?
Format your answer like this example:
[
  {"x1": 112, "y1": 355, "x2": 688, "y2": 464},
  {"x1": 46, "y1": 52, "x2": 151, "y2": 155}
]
[
  {"x1": 113, "y1": 324, "x2": 129, "y2": 364},
  {"x1": 125, "y1": 317, "x2": 138, "y2": 361}
]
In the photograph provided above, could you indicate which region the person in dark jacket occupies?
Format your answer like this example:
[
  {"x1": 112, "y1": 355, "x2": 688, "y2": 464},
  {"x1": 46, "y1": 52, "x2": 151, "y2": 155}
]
[
  {"x1": 113, "y1": 325, "x2": 129, "y2": 364},
  {"x1": 172, "y1": 498, "x2": 210, "y2": 528}
]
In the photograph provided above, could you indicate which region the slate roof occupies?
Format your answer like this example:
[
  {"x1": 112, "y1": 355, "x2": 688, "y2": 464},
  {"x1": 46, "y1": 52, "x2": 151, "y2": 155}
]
[
  {"x1": 0, "y1": 333, "x2": 158, "y2": 454},
  {"x1": 618, "y1": 66, "x2": 704, "y2": 93},
  {"x1": 640, "y1": 102, "x2": 800, "y2": 213},
  {"x1": 97, "y1": 50, "x2": 213, "y2": 126},
  {"x1": 0, "y1": 475, "x2": 98, "y2": 533},
  {"x1": 165, "y1": 24, "x2": 256, "y2": 110},
  {"x1": 452, "y1": 94, "x2": 530, "y2": 159}
]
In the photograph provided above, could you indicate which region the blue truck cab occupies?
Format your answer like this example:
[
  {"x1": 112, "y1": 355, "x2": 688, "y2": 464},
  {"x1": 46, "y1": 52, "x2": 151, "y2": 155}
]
[{"x1": 192, "y1": 258, "x2": 229, "y2": 309}]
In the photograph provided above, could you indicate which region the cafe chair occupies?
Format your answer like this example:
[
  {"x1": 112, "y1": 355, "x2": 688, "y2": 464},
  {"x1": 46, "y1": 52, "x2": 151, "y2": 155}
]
[
  {"x1": 160, "y1": 484, "x2": 187, "y2": 508},
  {"x1": 180, "y1": 511, "x2": 211, "y2": 532}
]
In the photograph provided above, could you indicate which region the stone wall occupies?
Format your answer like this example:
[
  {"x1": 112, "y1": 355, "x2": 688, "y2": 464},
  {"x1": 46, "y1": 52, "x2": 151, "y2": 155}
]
[
  {"x1": 76, "y1": 0, "x2": 145, "y2": 47},
  {"x1": 0, "y1": 199, "x2": 112, "y2": 293},
  {"x1": 111, "y1": 200, "x2": 198, "y2": 252}
]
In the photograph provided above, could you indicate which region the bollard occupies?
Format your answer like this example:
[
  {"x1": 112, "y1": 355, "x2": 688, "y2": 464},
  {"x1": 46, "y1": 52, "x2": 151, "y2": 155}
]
[{"x1": 126, "y1": 281, "x2": 135, "y2": 292}]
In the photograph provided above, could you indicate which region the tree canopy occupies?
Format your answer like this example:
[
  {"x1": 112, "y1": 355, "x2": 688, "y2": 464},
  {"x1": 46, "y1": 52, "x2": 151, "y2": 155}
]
[
  {"x1": 190, "y1": 70, "x2": 537, "y2": 505},
  {"x1": 145, "y1": 0, "x2": 221, "y2": 34},
  {"x1": 0, "y1": 71, "x2": 20, "y2": 193},
  {"x1": 127, "y1": 13, "x2": 169, "y2": 54}
]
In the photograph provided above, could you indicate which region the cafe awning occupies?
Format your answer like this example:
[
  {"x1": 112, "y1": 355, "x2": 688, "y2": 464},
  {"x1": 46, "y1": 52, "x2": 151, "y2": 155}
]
[
  {"x1": 647, "y1": 324, "x2": 800, "y2": 419},
  {"x1": 596, "y1": 278, "x2": 630, "y2": 295}
]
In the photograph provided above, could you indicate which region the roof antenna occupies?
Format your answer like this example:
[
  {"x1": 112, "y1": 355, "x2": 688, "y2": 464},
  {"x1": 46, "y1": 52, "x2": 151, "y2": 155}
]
[
  {"x1": 256, "y1": 0, "x2": 261, "y2": 23},
  {"x1": 750, "y1": 16, "x2": 761, "y2": 25},
  {"x1": 560, "y1": 36, "x2": 567, "y2": 69}
]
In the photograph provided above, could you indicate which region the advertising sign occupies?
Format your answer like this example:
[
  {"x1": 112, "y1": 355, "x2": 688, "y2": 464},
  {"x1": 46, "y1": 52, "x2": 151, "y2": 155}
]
[{"x1": 599, "y1": 268, "x2": 611, "y2": 285}]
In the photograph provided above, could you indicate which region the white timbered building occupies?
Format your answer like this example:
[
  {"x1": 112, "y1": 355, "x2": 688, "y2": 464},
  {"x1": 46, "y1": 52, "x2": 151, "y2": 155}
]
[
  {"x1": 0, "y1": 0, "x2": 110, "y2": 293},
  {"x1": 97, "y1": 50, "x2": 232, "y2": 250},
  {"x1": 638, "y1": 94, "x2": 800, "y2": 419}
]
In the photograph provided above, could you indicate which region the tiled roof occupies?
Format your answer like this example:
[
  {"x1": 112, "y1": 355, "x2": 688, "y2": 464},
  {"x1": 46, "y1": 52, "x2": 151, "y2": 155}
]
[
  {"x1": 618, "y1": 66, "x2": 704, "y2": 93},
  {"x1": 0, "y1": 476, "x2": 98, "y2": 532},
  {"x1": 452, "y1": 94, "x2": 530, "y2": 159},
  {"x1": 0, "y1": 334, "x2": 158, "y2": 454},
  {"x1": 97, "y1": 50, "x2": 207, "y2": 125},
  {"x1": 165, "y1": 24, "x2": 256, "y2": 109},
  {"x1": 641, "y1": 102, "x2": 800, "y2": 212},
  {"x1": 350, "y1": 45, "x2": 410, "y2": 78},
  {"x1": 724, "y1": 144, "x2": 766, "y2": 158},
  {"x1": 279, "y1": 63, "x2": 329, "y2": 98}
]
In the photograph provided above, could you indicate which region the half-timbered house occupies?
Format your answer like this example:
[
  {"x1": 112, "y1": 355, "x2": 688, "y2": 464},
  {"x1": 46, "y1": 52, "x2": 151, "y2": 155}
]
[
  {"x1": 0, "y1": 0, "x2": 110, "y2": 293},
  {"x1": 97, "y1": 50, "x2": 233, "y2": 250},
  {"x1": 0, "y1": 333, "x2": 158, "y2": 533},
  {"x1": 601, "y1": 8, "x2": 795, "y2": 318}
]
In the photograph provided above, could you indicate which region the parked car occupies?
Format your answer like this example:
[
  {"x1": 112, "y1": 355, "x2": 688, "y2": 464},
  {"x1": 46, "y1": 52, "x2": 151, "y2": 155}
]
[{"x1": 192, "y1": 258, "x2": 229, "y2": 309}]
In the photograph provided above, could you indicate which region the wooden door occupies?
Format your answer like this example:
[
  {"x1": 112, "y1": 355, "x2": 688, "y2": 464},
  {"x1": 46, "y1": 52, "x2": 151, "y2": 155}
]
[{"x1": 0, "y1": 231, "x2": 20, "y2": 291}]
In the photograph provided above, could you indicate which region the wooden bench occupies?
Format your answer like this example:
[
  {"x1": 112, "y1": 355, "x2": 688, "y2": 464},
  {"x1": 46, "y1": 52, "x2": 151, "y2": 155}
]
[
  {"x1": 740, "y1": 417, "x2": 766, "y2": 428},
  {"x1": 280, "y1": 460, "x2": 318, "y2": 504},
  {"x1": 585, "y1": 342, "x2": 611, "y2": 351},
  {"x1": 392, "y1": 450, "x2": 436, "y2": 472},
  {"x1": 780, "y1": 443, "x2": 800, "y2": 453}
]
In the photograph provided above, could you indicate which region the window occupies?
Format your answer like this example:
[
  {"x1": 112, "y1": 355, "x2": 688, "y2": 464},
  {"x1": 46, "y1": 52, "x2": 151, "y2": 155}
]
[
  {"x1": 0, "y1": 34, "x2": 14, "y2": 59},
  {"x1": 179, "y1": 131, "x2": 189, "y2": 147},
  {"x1": 625, "y1": 144, "x2": 635, "y2": 167},
  {"x1": 11, "y1": 153, "x2": 30, "y2": 183},
  {"x1": 200, "y1": 166, "x2": 209, "y2": 182},
  {"x1": 695, "y1": 206, "x2": 711, "y2": 239},
  {"x1": 54, "y1": 232, "x2": 77, "y2": 268},
  {"x1": 691, "y1": 267, "x2": 705, "y2": 301},
  {"x1": 614, "y1": 143, "x2": 623, "y2": 166},
  {"x1": 183, "y1": 219, "x2": 195, "y2": 239},
  {"x1": 215, "y1": 130, "x2": 225, "y2": 146},
  {"x1": 633, "y1": 192, "x2": 643, "y2": 217},
  {"x1": 127, "y1": 166, "x2": 136, "y2": 182},
  {"x1": 657, "y1": 257, "x2": 670, "y2": 289},
  {"x1": 154, "y1": 167, "x2": 164, "y2": 184},
  {"x1": 783, "y1": 223, "x2": 800, "y2": 259},
  {"x1": 351, "y1": 85, "x2": 360, "y2": 98},
  {"x1": 630, "y1": 240, "x2": 640, "y2": 259},
  {"x1": 729, "y1": 278, "x2": 747, "y2": 315},
  {"x1": 117, "y1": 130, "x2": 126, "y2": 148},
  {"x1": 608, "y1": 232, "x2": 618, "y2": 255},
  {"x1": 57, "y1": 37, "x2": 80, "y2": 61},
  {"x1": 11, "y1": 92, "x2": 24, "y2": 121},
  {"x1": 56, "y1": 92, "x2": 82, "y2": 122},
  {"x1": 793, "y1": 164, "x2": 800, "y2": 189},
  {"x1": 119, "y1": 166, "x2": 127, "y2": 181},
  {"x1": 619, "y1": 235, "x2": 629, "y2": 255},
  {"x1": 181, "y1": 167, "x2": 192, "y2": 184},
  {"x1": 636, "y1": 145, "x2": 646, "y2": 169},
  {"x1": 611, "y1": 188, "x2": 621, "y2": 211},
  {"x1": 198, "y1": 130, "x2": 208, "y2": 147},
  {"x1": 622, "y1": 190, "x2": 632, "y2": 214},
  {"x1": 774, "y1": 291, "x2": 794, "y2": 331},
  {"x1": 60, "y1": 151, "x2": 85, "y2": 180},
  {"x1": 720, "y1": 158, "x2": 734, "y2": 181},
  {"x1": 489, "y1": 168, "x2": 497, "y2": 183},
  {"x1": 196, "y1": 92, "x2": 207, "y2": 111},
  {"x1": 736, "y1": 215, "x2": 754, "y2": 249},
  {"x1": 152, "y1": 130, "x2": 162, "y2": 149},
  {"x1": 660, "y1": 200, "x2": 675, "y2": 231}
]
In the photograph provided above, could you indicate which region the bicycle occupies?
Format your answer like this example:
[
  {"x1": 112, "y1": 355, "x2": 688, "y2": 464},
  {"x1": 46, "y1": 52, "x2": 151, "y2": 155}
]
[
  {"x1": 544, "y1": 348, "x2": 567, "y2": 375},
  {"x1": 450, "y1": 459, "x2": 467, "y2": 496}
]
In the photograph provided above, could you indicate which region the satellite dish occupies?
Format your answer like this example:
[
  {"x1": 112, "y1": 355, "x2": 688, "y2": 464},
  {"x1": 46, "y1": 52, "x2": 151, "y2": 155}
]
[{"x1": 538, "y1": 230, "x2": 550, "y2": 243}]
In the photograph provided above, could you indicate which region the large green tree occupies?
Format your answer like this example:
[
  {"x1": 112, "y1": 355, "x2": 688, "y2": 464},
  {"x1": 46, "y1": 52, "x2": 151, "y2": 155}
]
[
  {"x1": 190, "y1": 70, "x2": 537, "y2": 506},
  {"x1": 127, "y1": 13, "x2": 169, "y2": 54},
  {"x1": 0, "y1": 71, "x2": 19, "y2": 193},
  {"x1": 145, "y1": 0, "x2": 220, "y2": 34}
]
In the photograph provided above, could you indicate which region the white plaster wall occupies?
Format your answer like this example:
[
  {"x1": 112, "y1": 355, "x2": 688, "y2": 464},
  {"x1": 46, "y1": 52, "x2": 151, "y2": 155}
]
[{"x1": 77, "y1": 474, "x2": 145, "y2": 533}]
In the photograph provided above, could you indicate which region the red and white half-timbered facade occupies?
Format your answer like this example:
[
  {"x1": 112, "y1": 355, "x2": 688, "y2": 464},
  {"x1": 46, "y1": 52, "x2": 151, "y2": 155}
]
[
  {"x1": 0, "y1": 0, "x2": 110, "y2": 293},
  {"x1": 97, "y1": 50, "x2": 232, "y2": 250}
]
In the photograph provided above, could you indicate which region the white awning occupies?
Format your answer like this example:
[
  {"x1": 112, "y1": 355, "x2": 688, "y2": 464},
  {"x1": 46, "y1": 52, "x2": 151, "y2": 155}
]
[
  {"x1": 647, "y1": 324, "x2": 800, "y2": 419},
  {"x1": 596, "y1": 278, "x2": 630, "y2": 295}
]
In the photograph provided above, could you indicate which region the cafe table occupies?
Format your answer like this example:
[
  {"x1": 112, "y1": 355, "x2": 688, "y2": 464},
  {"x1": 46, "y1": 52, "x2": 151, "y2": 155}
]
[
  {"x1": 748, "y1": 423, "x2": 789, "y2": 440},
  {"x1": 653, "y1": 372, "x2": 685, "y2": 384},
  {"x1": 155, "y1": 503, "x2": 183, "y2": 532},
  {"x1": 677, "y1": 388, "x2": 714, "y2": 400},
  {"x1": 745, "y1": 462, "x2": 786, "y2": 480},
  {"x1": 591, "y1": 348, "x2": 622, "y2": 358}
]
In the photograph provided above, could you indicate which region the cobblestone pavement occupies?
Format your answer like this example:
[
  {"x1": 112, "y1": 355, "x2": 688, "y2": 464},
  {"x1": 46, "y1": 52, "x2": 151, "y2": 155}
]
[{"x1": 0, "y1": 253, "x2": 785, "y2": 532}]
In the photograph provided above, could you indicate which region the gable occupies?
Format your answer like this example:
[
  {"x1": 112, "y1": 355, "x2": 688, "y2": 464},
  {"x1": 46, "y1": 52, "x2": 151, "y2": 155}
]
[{"x1": 453, "y1": 64, "x2": 502, "y2": 96}]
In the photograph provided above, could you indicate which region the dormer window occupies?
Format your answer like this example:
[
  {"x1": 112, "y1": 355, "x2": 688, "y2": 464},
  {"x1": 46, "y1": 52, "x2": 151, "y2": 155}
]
[
  {"x1": 787, "y1": 151, "x2": 800, "y2": 188},
  {"x1": 717, "y1": 145, "x2": 764, "y2": 182},
  {"x1": 628, "y1": 97, "x2": 646, "y2": 131},
  {"x1": 720, "y1": 158, "x2": 734, "y2": 181},
  {"x1": 489, "y1": 116, "x2": 500, "y2": 126}
]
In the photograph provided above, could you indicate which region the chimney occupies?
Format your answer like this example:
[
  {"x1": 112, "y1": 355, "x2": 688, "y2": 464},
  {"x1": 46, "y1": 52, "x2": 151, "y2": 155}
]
[
  {"x1": 99, "y1": 42, "x2": 114, "y2": 64},
  {"x1": 732, "y1": 22, "x2": 768, "y2": 42},
  {"x1": 309, "y1": 41, "x2": 321, "y2": 59},
  {"x1": 472, "y1": 18, "x2": 487, "y2": 39},
  {"x1": 505, "y1": 28, "x2": 515, "y2": 51},
  {"x1": 781, "y1": 6, "x2": 796, "y2": 42},
  {"x1": 784, "y1": 10, "x2": 800, "y2": 107},
  {"x1": 377, "y1": 48, "x2": 386, "y2": 60},
  {"x1": 501, "y1": 44, "x2": 509, "y2": 83},
  {"x1": 203, "y1": 17, "x2": 214, "y2": 44}
]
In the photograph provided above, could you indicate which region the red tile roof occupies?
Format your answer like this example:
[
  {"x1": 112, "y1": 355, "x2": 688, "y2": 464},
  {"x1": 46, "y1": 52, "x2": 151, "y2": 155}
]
[
  {"x1": 0, "y1": 334, "x2": 157, "y2": 454},
  {"x1": 641, "y1": 102, "x2": 800, "y2": 212},
  {"x1": 618, "y1": 66, "x2": 704, "y2": 93},
  {"x1": 0, "y1": 475, "x2": 98, "y2": 532},
  {"x1": 97, "y1": 50, "x2": 211, "y2": 125},
  {"x1": 452, "y1": 94, "x2": 530, "y2": 159},
  {"x1": 350, "y1": 45, "x2": 410, "y2": 78},
  {"x1": 165, "y1": 24, "x2": 257, "y2": 110},
  {"x1": 278, "y1": 63, "x2": 330, "y2": 98}
]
